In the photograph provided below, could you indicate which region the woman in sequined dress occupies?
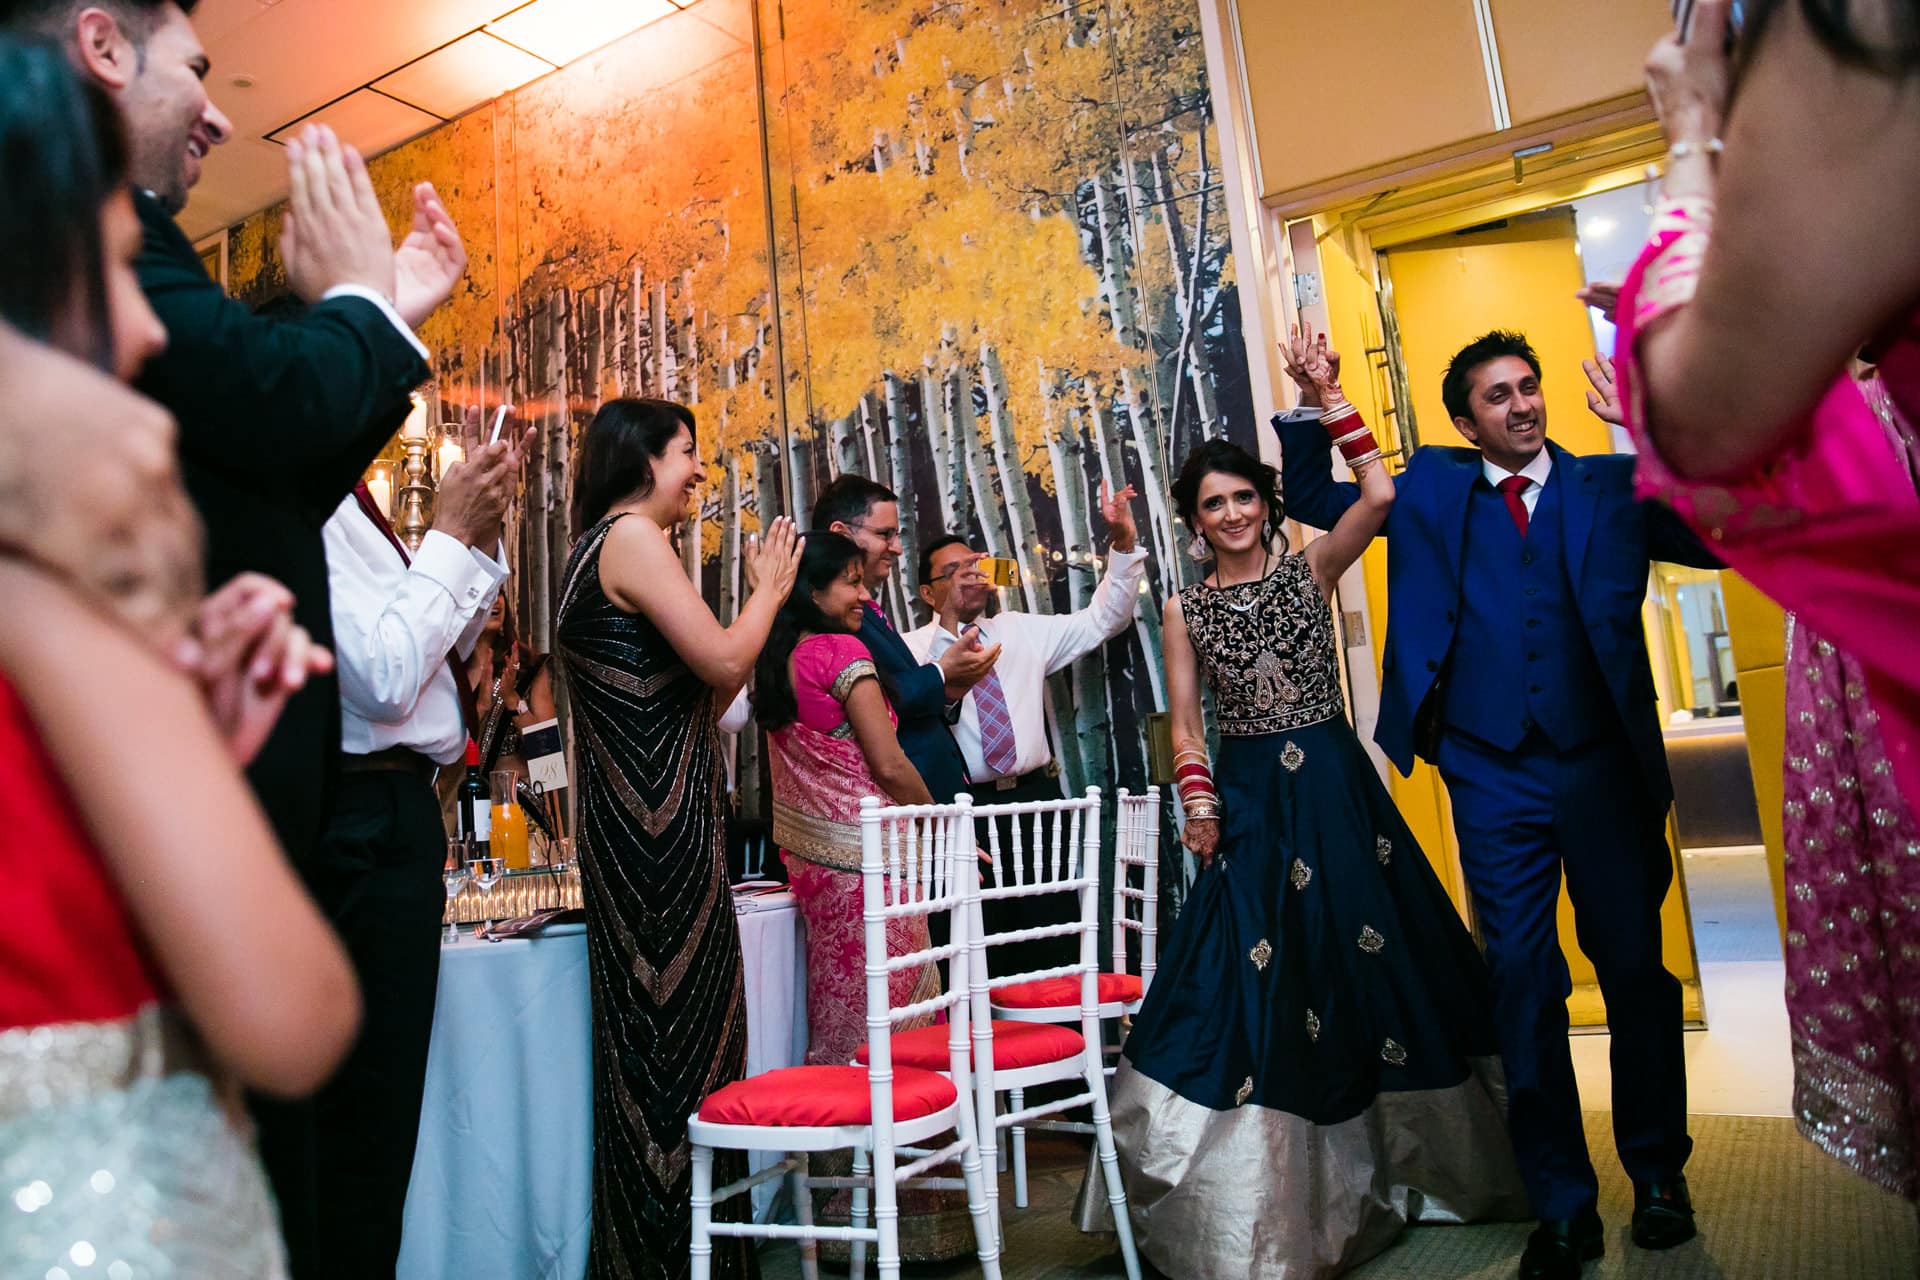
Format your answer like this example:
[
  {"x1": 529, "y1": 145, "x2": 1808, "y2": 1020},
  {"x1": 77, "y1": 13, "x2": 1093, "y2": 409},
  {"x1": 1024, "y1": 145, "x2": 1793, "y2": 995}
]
[
  {"x1": 1101, "y1": 336, "x2": 1527, "y2": 1279},
  {"x1": 555, "y1": 398, "x2": 801, "y2": 1280},
  {"x1": 0, "y1": 40, "x2": 359, "y2": 1277}
]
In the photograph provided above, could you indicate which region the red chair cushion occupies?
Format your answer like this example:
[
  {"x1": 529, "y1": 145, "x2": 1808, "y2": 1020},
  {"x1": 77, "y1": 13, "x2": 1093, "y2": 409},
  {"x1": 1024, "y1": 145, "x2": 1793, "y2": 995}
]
[
  {"x1": 993, "y1": 972, "x2": 1143, "y2": 1009},
  {"x1": 854, "y1": 1021, "x2": 1086, "y2": 1071},
  {"x1": 697, "y1": 1065, "x2": 957, "y2": 1127}
]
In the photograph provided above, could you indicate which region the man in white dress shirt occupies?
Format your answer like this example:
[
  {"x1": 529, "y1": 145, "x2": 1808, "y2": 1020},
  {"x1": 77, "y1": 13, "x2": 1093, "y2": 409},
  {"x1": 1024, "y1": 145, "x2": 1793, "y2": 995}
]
[
  {"x1": 306, "y1": 422, "x2": 526, "y2": 1277},
  {"x1": 903, "y1": 484, "x2": 1147, "y2": 972}
]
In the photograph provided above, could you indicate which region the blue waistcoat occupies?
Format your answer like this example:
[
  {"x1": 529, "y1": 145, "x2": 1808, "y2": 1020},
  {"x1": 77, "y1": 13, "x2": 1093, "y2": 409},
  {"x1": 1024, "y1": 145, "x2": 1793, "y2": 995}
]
[{"x1": 1442, "y1": 472, "x2": 1613, "y2": 753}]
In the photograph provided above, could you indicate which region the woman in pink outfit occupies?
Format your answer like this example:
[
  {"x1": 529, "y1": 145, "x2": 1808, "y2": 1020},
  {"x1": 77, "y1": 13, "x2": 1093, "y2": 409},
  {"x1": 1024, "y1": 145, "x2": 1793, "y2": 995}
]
[
  {"x1": 1608, "y1": 0, "x2": 1920, "y2": 1198},
  {"x1": 752, "y1": 530, "x2": 972, "y2": 1260}
]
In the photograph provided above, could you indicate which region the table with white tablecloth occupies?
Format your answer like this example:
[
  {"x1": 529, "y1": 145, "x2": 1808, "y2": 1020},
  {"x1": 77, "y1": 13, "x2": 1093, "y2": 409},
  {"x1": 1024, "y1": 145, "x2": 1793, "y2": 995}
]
[{"x1": 397, "y1": 892, "x2": 808, "y2": 1279}]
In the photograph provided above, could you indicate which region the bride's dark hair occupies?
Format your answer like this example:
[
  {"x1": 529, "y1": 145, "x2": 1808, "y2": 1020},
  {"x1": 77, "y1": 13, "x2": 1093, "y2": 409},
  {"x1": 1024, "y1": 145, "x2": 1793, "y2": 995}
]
[{"x1": 1172, "y1": 439, "x2": 1286, "y2": 555}]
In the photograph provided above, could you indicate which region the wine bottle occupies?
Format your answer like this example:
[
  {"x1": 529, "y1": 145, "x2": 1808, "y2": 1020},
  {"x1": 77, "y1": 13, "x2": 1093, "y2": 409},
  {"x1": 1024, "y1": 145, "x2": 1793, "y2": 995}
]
[{"x1": 456, "y1": 737, "x2": 492, "y2": 843}]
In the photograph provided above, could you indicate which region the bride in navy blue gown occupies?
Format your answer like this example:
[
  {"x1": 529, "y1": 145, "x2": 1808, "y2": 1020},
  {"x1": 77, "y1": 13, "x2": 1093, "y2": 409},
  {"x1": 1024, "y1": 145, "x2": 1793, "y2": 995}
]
[{"x1": 1105, "y1": 337, "x2": 1527, "y2": 1278}]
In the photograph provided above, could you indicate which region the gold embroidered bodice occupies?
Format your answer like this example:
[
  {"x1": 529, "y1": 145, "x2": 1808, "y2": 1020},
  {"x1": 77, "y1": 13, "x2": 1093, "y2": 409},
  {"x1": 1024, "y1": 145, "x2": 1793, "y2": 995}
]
[{"x1": 1179, "y1": 552, "x2": 1345, "y2": 736}]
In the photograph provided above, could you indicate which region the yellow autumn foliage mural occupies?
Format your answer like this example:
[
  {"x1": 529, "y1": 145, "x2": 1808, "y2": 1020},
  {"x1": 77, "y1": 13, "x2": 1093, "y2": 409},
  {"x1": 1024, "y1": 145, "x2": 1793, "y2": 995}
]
[{"x1": 225, "y1": 0, "x2": 1250, "y2": 815}]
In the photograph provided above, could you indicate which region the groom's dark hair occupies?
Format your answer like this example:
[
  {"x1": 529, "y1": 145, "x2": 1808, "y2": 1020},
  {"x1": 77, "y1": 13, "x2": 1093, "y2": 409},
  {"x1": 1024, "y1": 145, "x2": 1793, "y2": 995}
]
[{"x1": 1442, "y1": 330, "x2": 1542, "y2": 422}]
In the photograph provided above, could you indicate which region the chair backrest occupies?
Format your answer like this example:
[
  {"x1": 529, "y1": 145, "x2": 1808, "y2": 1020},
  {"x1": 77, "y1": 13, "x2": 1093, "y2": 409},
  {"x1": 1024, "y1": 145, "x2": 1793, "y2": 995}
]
[
  {"x1": 858, "y1": 796, "x2": 979, "y2": 1142},
  {"x1": 1113, "y1": 787, "x2": 1161, "y2": 996},
  {"x1": 966, "y1": 786, "x2": 1103, "y2": 997}
]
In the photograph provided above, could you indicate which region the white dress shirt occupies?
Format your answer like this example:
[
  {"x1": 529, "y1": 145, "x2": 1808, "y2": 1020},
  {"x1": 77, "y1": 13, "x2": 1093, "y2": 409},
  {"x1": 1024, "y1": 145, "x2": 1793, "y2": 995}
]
[
  {"x1": 902, "y1": 546, "x2": 1148, "y2": 782},
  {"x1": 323, "y1": 495, "x2": 508, "y2": 765},
  {"x1": 1482, "y1": 447, "x2": 1554, "y2": 517}
]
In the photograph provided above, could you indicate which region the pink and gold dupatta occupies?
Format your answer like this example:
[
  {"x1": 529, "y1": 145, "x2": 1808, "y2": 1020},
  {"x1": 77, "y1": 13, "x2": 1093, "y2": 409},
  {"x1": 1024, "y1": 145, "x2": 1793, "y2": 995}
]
[{"x1": 1615, "y1": 198, "x2": 1920, "y2": 805}]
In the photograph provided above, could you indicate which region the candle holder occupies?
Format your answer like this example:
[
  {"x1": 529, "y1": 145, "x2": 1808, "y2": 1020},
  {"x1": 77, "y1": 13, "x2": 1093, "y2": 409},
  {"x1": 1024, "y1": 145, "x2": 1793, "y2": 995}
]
[
  {"x1": 394, "y1": 435, "x2": 433, "y2": 553},
  {"x1": 364, "y1": 458, "x2": 398, "y2": 521}
]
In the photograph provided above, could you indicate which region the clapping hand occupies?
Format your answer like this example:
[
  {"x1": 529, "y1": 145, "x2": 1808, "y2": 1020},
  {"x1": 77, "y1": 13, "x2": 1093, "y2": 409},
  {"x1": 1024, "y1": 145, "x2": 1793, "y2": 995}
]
[
  {"x1": 179, "y1": 573, "x2": 334, "y2": 766},
  {"x1": 280, "y1": 125, "x2": 397, "y2": 306},
  {"x1": 435, "y1": 419, "x2": 529, "y2": 551},
  {"x1": 1582, "y1": 354, "x2": 1623, "y2": 426},
  {"x1": 937, "y1": 551, "x2": 988, "y2": 635},
  {"x1": 937, "y1": 625, "x2": 1001, "y2": 699},
  {"x1": 745, "y1": 516, "x2": 804, "y2": 600},
  {"x1": 1100, "y1": 481, "x2": 1140, "y2": 553},
  {"x1": 1280, "y1": 325, "x2": 1342, "y2": 408},
  {"x1": 393, "y1": 182, "x2": 467, "y2": 328}
]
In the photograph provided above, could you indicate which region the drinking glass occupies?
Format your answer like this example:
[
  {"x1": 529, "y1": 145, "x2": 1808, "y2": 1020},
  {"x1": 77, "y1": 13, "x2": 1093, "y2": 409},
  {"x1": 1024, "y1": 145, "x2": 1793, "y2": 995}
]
[
  {"x1": 443, "y1": 837, "x2": 470, "y2": 943},
  {"x1": 471, "y1": 850, "x2": 504, "y2": 934}
]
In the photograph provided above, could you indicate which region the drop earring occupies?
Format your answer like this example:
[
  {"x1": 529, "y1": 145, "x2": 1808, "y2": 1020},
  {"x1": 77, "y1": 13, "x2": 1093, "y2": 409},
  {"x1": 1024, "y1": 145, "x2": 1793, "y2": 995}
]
[{"x1": 1187, "y1": 532, "x2": 1212, "y2": 562}]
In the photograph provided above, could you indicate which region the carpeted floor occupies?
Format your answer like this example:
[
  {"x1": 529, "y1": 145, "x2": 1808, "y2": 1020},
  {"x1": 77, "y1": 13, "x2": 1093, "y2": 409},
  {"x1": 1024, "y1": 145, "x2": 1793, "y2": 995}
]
[{"x1": 758, "y1": 1113, "x2": 1918, "y2": 1278}]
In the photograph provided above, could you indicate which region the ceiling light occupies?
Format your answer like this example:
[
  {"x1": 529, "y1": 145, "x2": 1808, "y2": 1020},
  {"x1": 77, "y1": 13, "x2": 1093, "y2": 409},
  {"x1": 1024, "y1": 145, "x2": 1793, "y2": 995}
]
[
  {"x1": 1583, "y1": 215, "x2": 1618, "y2": 240},
  {"x1": 486, "y1": 0, "x2": 680, "y2": 67},
  {"x1": 374, "y1": 31, "x2": 555, "y2": 119}
]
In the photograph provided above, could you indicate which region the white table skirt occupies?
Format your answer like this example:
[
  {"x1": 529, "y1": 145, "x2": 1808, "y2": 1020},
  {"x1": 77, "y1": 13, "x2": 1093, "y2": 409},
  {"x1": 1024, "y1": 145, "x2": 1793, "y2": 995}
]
[{"x1": 398, "y1": 894, "x2": 807, "y2": 1279}]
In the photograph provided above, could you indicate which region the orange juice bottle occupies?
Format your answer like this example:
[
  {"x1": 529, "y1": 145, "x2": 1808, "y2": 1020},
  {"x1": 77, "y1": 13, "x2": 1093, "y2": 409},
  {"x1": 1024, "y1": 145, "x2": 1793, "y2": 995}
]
[{"x1": 490, "y1": 770, "x2": 530, "y2": 871}]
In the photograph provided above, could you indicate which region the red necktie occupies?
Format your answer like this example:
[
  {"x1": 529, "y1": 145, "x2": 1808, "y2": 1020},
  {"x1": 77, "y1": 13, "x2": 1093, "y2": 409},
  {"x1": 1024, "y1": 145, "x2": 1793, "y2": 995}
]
[
  {"x1": 351, "y1": 481, "x2": 480, "y2": 738},
  {"x1": 1497, "y1": 475, "x2": 1531, "y2": 538}
]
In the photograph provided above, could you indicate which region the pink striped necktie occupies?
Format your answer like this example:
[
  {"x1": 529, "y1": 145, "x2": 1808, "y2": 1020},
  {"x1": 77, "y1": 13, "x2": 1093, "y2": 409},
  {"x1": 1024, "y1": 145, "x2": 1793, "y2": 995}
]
[{"x1": 972, "y1": 660, "x2": 1020, "y2": 777}]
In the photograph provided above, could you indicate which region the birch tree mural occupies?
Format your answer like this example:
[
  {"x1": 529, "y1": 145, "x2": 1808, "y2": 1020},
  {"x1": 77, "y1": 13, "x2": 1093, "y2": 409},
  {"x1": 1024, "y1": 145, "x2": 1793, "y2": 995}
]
[
  {"x1": 759, "y1": 0, "x2": 1254, "y2": 812},
  {"x1": 221, "y1": 0, "x2": 1253, "y2": 897}
]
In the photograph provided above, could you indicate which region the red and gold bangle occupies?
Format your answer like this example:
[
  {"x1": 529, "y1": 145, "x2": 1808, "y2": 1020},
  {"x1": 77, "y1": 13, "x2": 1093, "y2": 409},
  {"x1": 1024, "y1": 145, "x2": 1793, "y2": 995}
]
[
  {"x1": 1320, "y1": 392, "x2": 1382, "y2": 469},
  {"x1": 1174, "y1": 751, "x2": 1219, "y2": 818}
]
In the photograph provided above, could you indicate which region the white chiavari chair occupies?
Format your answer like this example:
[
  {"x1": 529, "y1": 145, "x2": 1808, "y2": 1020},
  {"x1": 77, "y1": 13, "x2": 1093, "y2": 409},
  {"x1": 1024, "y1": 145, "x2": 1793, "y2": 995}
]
[
  {"x1": 687, "y1": 797, "x2": 1001, "y2": 1280},
  {"x1": 947, "y1": 787, "x2": 1142, "y2": 1278}
]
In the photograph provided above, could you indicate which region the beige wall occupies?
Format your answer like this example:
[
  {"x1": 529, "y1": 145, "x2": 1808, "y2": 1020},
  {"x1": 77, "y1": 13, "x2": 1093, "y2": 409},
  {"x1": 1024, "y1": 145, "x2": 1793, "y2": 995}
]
[{"x1": 1239, "y1": 0, "x2": 1671, "y2": 204}]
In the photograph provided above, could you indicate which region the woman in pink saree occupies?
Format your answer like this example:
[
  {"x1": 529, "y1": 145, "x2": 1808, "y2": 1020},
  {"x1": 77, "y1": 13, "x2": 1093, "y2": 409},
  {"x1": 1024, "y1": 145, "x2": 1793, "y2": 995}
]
[
  {"x1": 1607, "y1": 0, "x2": 1920, "y2": 1198},
  {"x1": 750, "y1": 530, "x2": 971, "y2": 1258}
]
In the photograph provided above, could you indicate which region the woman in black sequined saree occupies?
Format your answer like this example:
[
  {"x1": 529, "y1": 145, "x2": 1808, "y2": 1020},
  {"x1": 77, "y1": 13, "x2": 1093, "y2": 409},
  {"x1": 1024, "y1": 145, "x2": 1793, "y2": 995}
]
[{"x1": 556, "y1": 399, "x2": 802, "y2": 1280}]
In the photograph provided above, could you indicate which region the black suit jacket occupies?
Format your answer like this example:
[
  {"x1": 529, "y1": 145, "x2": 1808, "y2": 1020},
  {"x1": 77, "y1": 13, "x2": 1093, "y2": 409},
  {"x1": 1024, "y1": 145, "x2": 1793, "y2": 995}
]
[{"x1": 133, "y1": 190, "x2": 430, "y2": 862}]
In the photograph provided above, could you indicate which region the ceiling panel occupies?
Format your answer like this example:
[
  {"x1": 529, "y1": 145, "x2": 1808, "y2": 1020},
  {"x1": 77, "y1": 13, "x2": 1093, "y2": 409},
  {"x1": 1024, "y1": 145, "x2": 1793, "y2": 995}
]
[
  {"x1": 374, "y1": 31, "x2": 554, "y2": 119},
  {"x1": 180, "y1": 0, "x2": 716, "y2": 235},
  {"x1": 267, "y1": 88, "x2": 443, "y2": 155},
  {"x1": 485, "y1": 0, "x2": 680, "y2": 67}
]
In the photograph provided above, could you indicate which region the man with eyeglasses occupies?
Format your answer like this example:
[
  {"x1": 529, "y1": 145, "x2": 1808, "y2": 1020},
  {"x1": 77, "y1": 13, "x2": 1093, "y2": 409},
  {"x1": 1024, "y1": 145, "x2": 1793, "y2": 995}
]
[
  {"x1": 807, "y1": 474, "x2": 999, "y2": 805},
  {"x1": 903, "y1": 483, "x2": 1146, "y2": 973}
]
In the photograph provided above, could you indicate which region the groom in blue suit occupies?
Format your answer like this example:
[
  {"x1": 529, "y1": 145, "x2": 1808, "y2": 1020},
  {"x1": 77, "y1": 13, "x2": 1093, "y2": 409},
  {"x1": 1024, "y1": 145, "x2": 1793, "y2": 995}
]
[{"x1": 1278, "y1": 331, "x2": 1721, "y2": 1280}]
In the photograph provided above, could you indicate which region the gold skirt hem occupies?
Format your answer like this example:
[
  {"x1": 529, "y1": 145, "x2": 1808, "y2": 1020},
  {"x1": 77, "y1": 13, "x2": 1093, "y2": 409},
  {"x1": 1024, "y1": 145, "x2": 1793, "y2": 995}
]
[{"x1": 1078, "y1": 1059, "x2": 1530, "y2": 1280}]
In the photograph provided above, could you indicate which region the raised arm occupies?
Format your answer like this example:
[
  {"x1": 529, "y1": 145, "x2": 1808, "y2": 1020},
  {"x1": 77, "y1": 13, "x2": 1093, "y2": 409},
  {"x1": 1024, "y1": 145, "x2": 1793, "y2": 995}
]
[
  {"x1": 1036, "y1": 483, "x2": 1148, "y2": 674},
  {"x1": 599, "y1": 514, "x2": 802, "y2": 692},
  {"x1": 1292, "y1": 333, "x2": 1394, "y2": 594},
  {"x1": 1629, "y1": 0, "x2": 1920, "y2": 478},
  {"x1": 844, "y1": 678, "x2": 934, "y2": 804},
  {"x1": 0, "y1": 561, "x2": 359, "y2": 1097}
]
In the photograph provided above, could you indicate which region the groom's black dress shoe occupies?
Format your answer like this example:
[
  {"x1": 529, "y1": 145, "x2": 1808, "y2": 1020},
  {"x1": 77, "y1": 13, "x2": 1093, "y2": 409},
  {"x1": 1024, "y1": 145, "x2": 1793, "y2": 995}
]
[
  {"x1": 1632, "y1": 1176, "x2": 1697, "y2": 1249},
  {"x1": 1518, "y1": 1209, "x2": 1604, "y2": 1280}
]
